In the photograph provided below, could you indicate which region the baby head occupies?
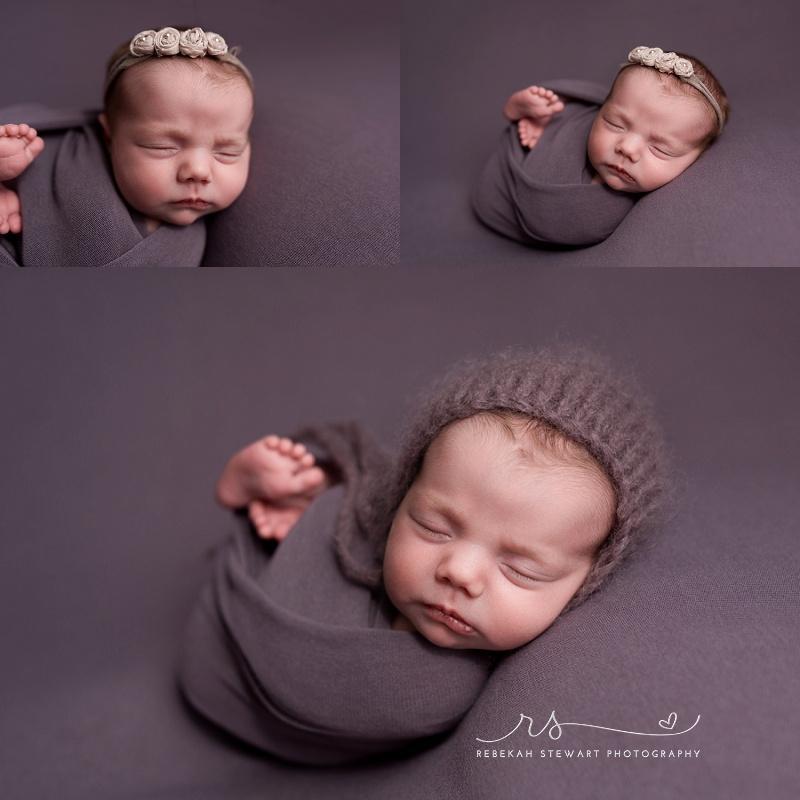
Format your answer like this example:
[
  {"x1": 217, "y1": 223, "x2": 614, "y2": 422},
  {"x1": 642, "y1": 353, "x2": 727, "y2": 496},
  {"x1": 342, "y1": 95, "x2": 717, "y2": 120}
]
[
  {"x1": 352, "y1": 348, "x2": 666, "y2": 652},
  {"x1": 99, "y1": 27, "x2": 254, "y2": 228},
  {"x1": 384, "y1": 412, "x2": 616, "y2": 650},
  {"x1": 588, "y1": 46, "x2": 729, "y2": 193}
]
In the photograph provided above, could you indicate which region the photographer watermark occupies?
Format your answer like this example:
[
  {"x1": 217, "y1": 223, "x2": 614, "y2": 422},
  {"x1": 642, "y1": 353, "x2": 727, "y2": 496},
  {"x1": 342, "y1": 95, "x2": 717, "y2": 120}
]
[{"x1": 475, "y1": 710, "x2": 701, "y2": 760}]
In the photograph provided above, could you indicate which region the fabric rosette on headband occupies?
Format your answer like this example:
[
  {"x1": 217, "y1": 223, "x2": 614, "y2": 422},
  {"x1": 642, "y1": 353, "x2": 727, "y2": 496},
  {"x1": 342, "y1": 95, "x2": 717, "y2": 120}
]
[
  {"x1": 129, "y1": 27, "x2": 229, "y2": 59},
  {"x1": 627, "y1": 46, "x2": 694, "y2": 79}
]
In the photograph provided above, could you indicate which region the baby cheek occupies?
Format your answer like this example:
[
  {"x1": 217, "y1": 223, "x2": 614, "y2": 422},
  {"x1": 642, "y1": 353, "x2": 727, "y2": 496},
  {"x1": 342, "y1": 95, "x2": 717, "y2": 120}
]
[
  {"x1": 586, "y1": 127, "x2": 606, "y2": 169},
  {"x1": 382, "y1": 531, "x2": 417, "y2": 599},
  {"x1": 116, "y1": 155, "x2": 165, "y2": 199},
  {"x1": 218, "y1": 163, "x2": 250, "y2": 206}
]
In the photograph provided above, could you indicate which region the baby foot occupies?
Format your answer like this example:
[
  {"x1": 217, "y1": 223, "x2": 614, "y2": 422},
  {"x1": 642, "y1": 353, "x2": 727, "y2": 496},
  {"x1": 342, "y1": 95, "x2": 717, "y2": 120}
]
[
  {"x1": 248, "y1": 499, "x2": 307, "y2": 541},
  {"x1": 0, "y1": 123, "x2": 45, "y2": 182},
  {"x1": 0, "y1": 183, "x2": 21, "y2": 235},
  {"x1": 517, "y1": 117, "x2": 546, "y2": 148},
  {"x1": 216, "y1": 434, "x2": 329, "y2": 540},
  {"x1": 503, "y1": 86, "x2": 565, "y2": 123}
]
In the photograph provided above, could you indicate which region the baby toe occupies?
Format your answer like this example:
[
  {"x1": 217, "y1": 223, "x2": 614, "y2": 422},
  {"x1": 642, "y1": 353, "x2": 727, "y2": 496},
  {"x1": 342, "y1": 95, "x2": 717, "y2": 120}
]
[
  {"x1": 273, "y1": 521, "x2": 290, "y2": 540},
  {"x1": 291, "y1": 442, "x2": 307, "y2": 458}
]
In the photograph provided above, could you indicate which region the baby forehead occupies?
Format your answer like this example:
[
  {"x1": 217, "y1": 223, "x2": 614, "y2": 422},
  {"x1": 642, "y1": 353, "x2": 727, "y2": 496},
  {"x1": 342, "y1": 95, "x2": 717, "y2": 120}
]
[
  {"x1": 608, "y1": 69, "x2": 708, "y2": 121},
  {"x1": 119, "y1": 58, "x2": 253, "y2": 105},
  {"x1": 437, "y1": 413, "x2": 590, "y2": 464},
  {"x1": 116, "y1": 62, "x2": 253, "y2": 127},
  {"x1": 420, "y1": 416, "x2": 617, "y2": 537}
]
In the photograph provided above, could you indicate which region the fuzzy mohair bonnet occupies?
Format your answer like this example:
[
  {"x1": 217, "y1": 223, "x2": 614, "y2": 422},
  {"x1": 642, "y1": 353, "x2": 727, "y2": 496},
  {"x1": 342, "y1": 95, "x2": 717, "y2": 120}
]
[{"x1": 325, "y1": 347, "x2": 668, "y2": 611}]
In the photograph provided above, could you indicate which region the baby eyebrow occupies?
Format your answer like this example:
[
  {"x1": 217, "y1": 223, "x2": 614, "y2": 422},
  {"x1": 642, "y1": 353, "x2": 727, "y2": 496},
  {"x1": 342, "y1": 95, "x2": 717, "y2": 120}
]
[
  {"x1": 421, "y1": 501, "x2": 465, "y2": 530},
  {"x1": 648, "y1": 132, "x2": 680, "y2": 148},
  {"x1": 214, "y1": 137, "x2": 247, "y2": 148},
  {"x1": 505, "y1": 545, "x2": 561, "y2": 574},
  {"x1": 142, "y1": 128, "x2": 187, "y2": 142}
]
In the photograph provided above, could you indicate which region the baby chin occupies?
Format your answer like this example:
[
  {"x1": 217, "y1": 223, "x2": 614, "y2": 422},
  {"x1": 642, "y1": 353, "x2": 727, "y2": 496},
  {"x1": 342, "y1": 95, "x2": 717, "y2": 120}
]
[{"x1": 159, "y1": 202, "x2": 215, "y2": 226}]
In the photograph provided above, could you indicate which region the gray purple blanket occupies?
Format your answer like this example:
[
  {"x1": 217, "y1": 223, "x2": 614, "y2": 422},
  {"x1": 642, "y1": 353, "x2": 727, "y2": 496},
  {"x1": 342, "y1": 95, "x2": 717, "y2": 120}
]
[{"x1": 178, "y1": 447, "x2": 495, "y2": 765}]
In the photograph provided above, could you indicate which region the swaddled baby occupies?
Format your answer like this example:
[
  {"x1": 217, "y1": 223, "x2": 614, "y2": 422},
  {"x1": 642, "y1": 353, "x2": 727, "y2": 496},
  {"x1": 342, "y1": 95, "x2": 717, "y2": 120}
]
[
  {"x1": 0, "y1": 26, "x2": 253, "y2": 265},
  {"x1": 216, "y1": 348, "x2": 666, "y2": 652},
  {"x1": 179, "y1": 348, "x2": 667, "y2": 765},
  {"x1": 473, "y1": 46, "x2": 729, "y2": 247}
]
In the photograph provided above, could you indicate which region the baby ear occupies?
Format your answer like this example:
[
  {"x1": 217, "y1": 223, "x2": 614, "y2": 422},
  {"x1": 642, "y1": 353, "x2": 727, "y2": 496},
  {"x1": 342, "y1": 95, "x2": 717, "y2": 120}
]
[{"x1": 98, "y1": 112, "x2": 111, "y2": 144}]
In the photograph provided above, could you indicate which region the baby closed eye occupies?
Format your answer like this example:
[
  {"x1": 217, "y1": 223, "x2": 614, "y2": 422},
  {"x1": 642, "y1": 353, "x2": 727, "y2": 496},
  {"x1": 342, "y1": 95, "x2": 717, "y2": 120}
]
[
  {"x1": 650, "y1": 146, "x2": 676, "y2": 158},
  {"x1": 501, "y1": 564, "x2": 540, "y2": 585},
  {"x1": 412, "y1": 518, "x2": 450, "y2": 540},
  {"x1": 139, "y1": 144, "x2": 179, "y2": 157}
]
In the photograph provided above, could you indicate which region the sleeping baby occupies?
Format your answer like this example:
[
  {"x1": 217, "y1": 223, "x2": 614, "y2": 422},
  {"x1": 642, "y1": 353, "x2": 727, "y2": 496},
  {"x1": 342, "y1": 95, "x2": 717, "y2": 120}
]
[
  {"x1": 0, "y1": 26, "x2": 253, "y2": 267},
  {"x1": 178, "y1": 348, "x2": 667, "y2": 764},
  {"x1": 473, "y1": 46, "x2": 729, "y2": 247}
]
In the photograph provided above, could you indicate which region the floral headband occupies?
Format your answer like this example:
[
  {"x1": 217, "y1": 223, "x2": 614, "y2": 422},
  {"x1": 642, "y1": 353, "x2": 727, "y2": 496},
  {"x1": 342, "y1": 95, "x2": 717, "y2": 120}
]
[
  {"x1": 621, "y1": 46, "x2": 725, "y2": 133},
  {"x1": 104, "y1": 27, "x2": 253, "y2": 96}
]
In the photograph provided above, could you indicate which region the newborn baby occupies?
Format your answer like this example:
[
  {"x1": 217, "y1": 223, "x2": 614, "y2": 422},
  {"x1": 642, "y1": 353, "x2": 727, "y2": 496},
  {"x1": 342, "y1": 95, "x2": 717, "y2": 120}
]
[
  {"x1": 215, "y1": 349, "x2": 662, "y2": 653},
  {"x1": 180, "y1": 348, "x2": 667, "y2": 764},
  {"x1": 473, "y1": 46, "x2": 730, "y2": 246},
  {"x1": 0, "y1": 26, "x2": 253, "y2": 265}
]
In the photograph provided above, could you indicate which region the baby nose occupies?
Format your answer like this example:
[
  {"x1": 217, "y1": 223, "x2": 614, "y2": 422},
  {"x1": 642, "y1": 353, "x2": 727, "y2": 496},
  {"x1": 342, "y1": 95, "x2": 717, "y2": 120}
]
[
  {"x1": 177, "y1": 150, "x2": 212, "y2": 183},
  {"x1": 435, "y1": 547, "x2": 484, "y2": 597},
  {"x1": 615, "y1": 134, "x2": 640, "y2": 162}
]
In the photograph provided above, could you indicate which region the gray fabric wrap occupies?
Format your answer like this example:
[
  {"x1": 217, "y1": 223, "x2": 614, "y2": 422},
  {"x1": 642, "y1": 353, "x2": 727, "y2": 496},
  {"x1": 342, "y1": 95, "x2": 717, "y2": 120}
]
[
  {"x1": 472, "y1": 79, "x2": 636, "y2": 247},
  {"x1": 0, "y1": 103, "x2": 205, "y2": 267},
  {"x1": 177, "y1": 484, "x2": 494, "y2": 766}
]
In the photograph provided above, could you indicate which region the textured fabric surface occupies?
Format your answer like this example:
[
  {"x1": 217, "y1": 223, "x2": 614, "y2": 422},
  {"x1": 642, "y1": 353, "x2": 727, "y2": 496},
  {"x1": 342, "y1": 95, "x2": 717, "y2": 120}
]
[
  {"x1": 472, "y1": 80, "x2": 636, "y2": 246},
  {"x1": 0, "y1": 0, "x2": 398, "y2": 267},
  {"x1": 178, "y1": 488, "x2": 494, "y2": 766},
  {"x1": 1, "y1": 268, "x2": 798, "y2": 799},
  {"x1": 0, "y1": 104, "x2": 205, "y2": 268},
  {"x1": 403, "y1": 0, "x2": 800, "y2": 266}
]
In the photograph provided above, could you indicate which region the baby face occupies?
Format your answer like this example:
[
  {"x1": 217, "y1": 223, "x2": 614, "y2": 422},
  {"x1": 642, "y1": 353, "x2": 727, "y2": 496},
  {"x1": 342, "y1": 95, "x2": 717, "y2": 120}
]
[
  {"x1": 383, "y1": 418, "x2": 615, "y2": 651},
  {"x1": 100, "y1": 61, "x2": 252, "y2": 228},
  {"x1": 587, "y1": 67, "x2": 713, "y2": 193}
]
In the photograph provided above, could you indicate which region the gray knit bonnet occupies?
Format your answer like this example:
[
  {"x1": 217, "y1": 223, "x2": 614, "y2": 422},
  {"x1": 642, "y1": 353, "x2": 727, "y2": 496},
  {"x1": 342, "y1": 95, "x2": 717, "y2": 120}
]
[{"x1": 333, "y1": 346, "x2": 668, "y2": 610}]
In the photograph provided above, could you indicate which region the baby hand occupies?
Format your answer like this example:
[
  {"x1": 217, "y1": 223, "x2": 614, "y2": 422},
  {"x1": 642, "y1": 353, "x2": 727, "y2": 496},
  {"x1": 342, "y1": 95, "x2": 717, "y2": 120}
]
[
  {"x1": 216, "y1": 434, "x2": 329, "y2": 540},
  {"x1": 0, "y1": 123, "x2": 45, "y2": 182},
  {"x1": 0, "y1": 183, "x2": 21, "y2": 235}
]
